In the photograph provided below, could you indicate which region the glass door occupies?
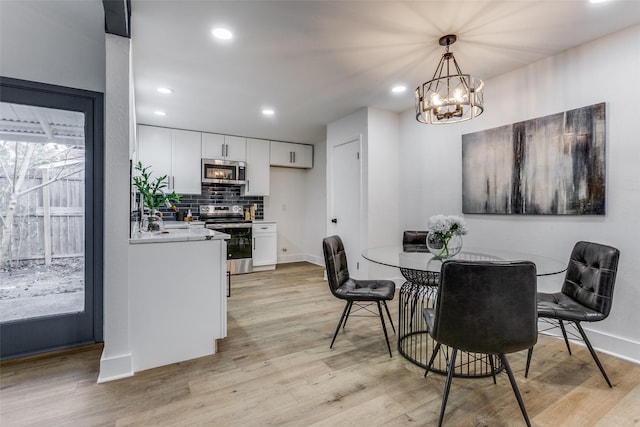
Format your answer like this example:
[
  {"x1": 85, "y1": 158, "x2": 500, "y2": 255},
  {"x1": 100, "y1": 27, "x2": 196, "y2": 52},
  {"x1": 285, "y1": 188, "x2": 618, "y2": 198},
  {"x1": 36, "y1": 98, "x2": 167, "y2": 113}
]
[{"x1": 0, "y1": 78, "x2": 103, "y2": 359}]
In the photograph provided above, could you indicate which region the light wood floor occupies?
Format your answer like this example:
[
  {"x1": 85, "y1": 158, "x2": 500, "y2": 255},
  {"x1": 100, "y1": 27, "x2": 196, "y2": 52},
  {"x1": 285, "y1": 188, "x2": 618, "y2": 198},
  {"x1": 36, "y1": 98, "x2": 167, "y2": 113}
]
[{"x1": 1, "y1": 262, "x2": 639, "y2": 426}]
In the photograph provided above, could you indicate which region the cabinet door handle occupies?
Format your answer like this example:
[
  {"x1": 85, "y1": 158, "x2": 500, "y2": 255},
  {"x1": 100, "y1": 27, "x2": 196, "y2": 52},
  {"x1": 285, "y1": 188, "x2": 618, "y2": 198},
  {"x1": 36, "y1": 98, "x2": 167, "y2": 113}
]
[
  {"x1": 246, "y1": 180, "x2": 250, "y2": 192},
  {"x1": 293, "y1": 151, "x2": 296, "y2": 163},
  {"x1": 225, "y1": 144, "x2": 229, "y2": 157},
  {"x1": 221, "y1": 144, "x2": 225, "y2": 157},
  {"x1": 253, "y1": 237, "x2": 256, "y2": 250}
]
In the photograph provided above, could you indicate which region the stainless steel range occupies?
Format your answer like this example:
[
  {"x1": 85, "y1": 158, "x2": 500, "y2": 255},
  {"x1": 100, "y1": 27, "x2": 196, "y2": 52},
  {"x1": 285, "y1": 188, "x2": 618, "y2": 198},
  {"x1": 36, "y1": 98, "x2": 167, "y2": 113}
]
[{"x1": 200, "y1": 204, "x2": 252, "y2": 274}]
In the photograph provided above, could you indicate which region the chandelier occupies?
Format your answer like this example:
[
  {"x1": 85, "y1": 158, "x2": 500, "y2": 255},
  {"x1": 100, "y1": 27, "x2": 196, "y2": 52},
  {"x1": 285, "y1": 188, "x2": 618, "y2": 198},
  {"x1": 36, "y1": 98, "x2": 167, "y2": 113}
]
[{"x1": 415, "y1": 35, "x2": 484, "y2": 124}]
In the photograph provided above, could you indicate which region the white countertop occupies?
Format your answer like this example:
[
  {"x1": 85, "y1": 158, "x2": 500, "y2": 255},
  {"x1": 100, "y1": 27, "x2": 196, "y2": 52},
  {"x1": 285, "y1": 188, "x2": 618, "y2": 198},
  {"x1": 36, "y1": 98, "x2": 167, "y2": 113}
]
[
  {"x1": 163, "y1": 220, "x2": 205, "y2": 229},
  {"x1": 130, "y1": 227, "x2": 229, "y2": 244}
]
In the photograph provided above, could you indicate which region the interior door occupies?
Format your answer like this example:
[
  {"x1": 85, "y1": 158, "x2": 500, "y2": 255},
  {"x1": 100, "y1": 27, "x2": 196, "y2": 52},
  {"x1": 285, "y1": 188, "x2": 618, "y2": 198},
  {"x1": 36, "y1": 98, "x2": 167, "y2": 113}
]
[
  {"x1": 330, "y1": 138, "x2": 363, "y2": 278},
  {"x1": 0, "y1": 77, "x2": 103, "y2": 359}
]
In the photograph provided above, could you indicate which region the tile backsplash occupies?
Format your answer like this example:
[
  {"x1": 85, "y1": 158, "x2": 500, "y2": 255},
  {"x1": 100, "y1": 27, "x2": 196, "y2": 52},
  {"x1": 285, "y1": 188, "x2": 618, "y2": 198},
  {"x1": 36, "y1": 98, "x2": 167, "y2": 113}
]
[{"x1": 136, "y1": 184, "x2": 264, "y2": 221}]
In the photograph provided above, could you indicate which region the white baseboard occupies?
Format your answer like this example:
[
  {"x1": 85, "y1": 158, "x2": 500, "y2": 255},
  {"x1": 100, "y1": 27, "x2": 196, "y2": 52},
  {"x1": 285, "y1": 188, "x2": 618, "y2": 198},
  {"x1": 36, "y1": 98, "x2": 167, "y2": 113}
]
[
  {"x1": 538, "y1": 322, "x2": 640, "y2": 365},
  {"x1": 276, "y1": 253, "x2": 306, "y2": 264},
  {"x1": 252, "y1": 264, "x2": 276, "y2": 272},
  {"x1": 97, "y1": 351, "x2": 134, "y2": 383},
  {"x1": 305, "y1": 253, "x2": 324, "y2": 267}
]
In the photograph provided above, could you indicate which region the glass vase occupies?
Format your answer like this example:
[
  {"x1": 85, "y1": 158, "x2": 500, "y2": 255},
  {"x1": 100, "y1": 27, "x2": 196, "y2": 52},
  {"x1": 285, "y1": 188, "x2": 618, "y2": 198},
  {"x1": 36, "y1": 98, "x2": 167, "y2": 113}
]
[
  {"x1": 426, "y1": 232, "x2": 463, "y2": 259},
  {"x1": 141, "y1": 209, "x2": 164, "y2": 232}
]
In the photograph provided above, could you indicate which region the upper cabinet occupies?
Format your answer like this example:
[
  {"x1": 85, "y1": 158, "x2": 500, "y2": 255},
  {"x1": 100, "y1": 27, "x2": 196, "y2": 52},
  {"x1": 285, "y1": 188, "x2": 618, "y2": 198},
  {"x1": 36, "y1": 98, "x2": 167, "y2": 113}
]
[
  {"x1": 137, "y1": 125, "x2": 202, "y2": 194},
  {"x1": 270, "y1": 141, "x2": 313, "y2": 168},
  {"x1": 202, "y1": 133, "x2": 246, "y2": 162},
  {"x1": 242, "y1": 138, "x2": 270, "y2": 196}
]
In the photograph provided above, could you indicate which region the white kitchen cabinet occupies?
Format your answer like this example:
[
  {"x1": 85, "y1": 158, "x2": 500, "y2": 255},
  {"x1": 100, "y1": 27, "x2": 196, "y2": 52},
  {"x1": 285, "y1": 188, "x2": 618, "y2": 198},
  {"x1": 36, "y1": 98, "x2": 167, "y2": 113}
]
[
  {"x1": 129, "y1": 236, "x2": 227, "y2": 373},
  {"x1": 172, "y1": 129, "x2": 202, "y2": 194},
  {"x1": 270, "y1": 141, "x2": 313, "y2": 168},
  {"x1": 137, "y1": 125, "x2": 202, "y2": 194},
  {"x1": 202, "y1": 132, "x2": 246, "y2": 162},
  {"x1": 252, "y1": 222, "x2": 277, "y2": 270},
  {"x1": 242, "y1": 138, "x2": 270, "y2": 196}
]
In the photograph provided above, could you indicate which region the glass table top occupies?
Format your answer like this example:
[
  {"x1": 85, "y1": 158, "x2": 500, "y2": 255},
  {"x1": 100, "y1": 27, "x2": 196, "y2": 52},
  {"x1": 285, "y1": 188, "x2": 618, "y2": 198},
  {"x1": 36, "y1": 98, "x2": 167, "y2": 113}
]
[{"x1": 362, "y1": 246, "x2": 567, "y2": 277}]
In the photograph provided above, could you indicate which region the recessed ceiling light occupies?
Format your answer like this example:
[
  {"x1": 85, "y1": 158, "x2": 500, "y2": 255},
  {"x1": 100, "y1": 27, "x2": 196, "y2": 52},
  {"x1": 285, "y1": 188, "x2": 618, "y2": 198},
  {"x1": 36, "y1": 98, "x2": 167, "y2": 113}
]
[
  {"x1": 589, "y1": 0, "x2": 608, "y2": 3},
  {"x1": 157, "y1": 87, "x2": 173, "y2": 94},
  {"x1": 154, "y1": 111, "x2": 167, "y2": 116},
  {"x1": 262, "y1": 108, "x2": 275, "y2": 116},
  {"x1": 212, "y1": 28, "x2": 233, "y2": 40},
  {"x1": 391, "y1": 85, "x2": 407, "y2": 94}
]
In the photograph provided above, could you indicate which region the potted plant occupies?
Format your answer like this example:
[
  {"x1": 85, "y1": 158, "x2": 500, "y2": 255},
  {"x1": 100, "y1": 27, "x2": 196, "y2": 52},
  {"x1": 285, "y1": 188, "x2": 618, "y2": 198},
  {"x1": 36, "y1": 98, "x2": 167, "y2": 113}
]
[{"x1": 132, "y1": 161, "x2": 182, "y2": 231}]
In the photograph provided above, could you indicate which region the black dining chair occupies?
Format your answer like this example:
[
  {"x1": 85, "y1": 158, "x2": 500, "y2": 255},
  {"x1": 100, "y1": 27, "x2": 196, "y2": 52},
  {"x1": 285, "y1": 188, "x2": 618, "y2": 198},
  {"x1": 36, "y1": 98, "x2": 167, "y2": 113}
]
[
  {"x1": 525, "y1": 241, "x2": 620, "y2": 387},
  {"x1": 402, "y1": 230, "x2": 429, "y2": 252},
  {"x1": 423, "y1": 260, "x2": 538, "y2": 427},
  {"x1": 322, "y1": 235, "x2": 396, "y2": 357}
]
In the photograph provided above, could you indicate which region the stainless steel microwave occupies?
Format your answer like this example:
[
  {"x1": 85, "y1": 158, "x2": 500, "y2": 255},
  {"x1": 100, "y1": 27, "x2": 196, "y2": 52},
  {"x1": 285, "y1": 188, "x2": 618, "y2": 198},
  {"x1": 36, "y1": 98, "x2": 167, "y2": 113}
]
[{"x1": 202, "y1": 159, "x2": 246, "y2": 185}]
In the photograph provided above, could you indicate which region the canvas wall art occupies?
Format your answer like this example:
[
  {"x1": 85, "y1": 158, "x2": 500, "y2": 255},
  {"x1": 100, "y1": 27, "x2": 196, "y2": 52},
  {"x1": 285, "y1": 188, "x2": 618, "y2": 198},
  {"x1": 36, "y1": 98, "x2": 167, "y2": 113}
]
[{"x1": 462, "y1": 102, "x2": 606, "y2": 215}]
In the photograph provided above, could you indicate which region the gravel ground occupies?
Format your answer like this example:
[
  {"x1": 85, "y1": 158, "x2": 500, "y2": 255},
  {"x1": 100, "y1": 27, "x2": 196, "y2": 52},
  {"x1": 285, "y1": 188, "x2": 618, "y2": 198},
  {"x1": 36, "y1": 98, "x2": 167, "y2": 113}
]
[{"x1": 0, "y1": 258, "x2": 84, "y2": 323}]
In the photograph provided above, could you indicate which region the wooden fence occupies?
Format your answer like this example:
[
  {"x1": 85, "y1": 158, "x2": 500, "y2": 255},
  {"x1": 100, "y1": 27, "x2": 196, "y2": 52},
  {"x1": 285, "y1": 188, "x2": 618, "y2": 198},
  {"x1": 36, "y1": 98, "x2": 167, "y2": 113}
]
[{"x1": 1, "y1": 174, "x2": 84, "y2": 264}]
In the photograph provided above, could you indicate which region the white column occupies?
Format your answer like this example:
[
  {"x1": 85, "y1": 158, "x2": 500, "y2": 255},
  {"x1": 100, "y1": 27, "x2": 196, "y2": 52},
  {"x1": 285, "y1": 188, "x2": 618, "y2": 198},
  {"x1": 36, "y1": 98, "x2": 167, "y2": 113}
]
[{"x1": 98, "y1": 33, "x2": 133, "y2": 382}]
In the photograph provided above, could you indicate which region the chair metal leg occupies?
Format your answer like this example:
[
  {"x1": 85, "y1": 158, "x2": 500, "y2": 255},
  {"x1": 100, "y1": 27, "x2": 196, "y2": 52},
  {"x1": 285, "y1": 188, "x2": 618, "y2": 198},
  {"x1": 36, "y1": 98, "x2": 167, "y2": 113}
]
[
  {"x1": 377, "y1": 301, "x2": 393, "y2": 357},
  {"x1": 437, "y1": 348, "x2": 458, "y2": 427},
  {"x1": 424, "y1": 342, "x2": 441, "y2": 378},
  {"x1": 342, "y1": 301, "x2": 353, "y2": 330},
  {"x1": 574, "y1": 321, "x2": 612, "y2": 387},
  {"x1": 488, "y1": 354, "x2": 497, "y2": 384},
  {"x1": 330, "y1": 301, "x2": 352, "y2": 349},
  {"x1": 559, "y1": 320, "x2": 572, "y2": 355},
  {"x1": 525, "y1": 347, "x2": 533, "y2": 378},
  {"x1": 500, "y1": 354, "x2": 532, "y2": 427},
  {"x1": 382, "y1": 301, "x2": 396, "y2": 334}
]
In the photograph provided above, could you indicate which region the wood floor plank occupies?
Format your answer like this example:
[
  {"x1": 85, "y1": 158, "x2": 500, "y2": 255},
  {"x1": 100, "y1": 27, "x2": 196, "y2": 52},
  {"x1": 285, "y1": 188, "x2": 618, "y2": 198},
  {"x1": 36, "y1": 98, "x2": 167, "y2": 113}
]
[{"x1": 1, "y1": 262, "x2": 639, "y2": 426}]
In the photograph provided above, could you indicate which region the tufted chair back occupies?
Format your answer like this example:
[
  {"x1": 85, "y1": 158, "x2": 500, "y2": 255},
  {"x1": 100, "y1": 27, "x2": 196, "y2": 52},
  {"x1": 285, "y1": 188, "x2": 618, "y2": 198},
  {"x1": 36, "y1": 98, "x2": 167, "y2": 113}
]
[
  {"x1": 561, "y1": 241, "x2": 620, "y2": 318},
  {"x1": 402, "y1": 230, "x2": 429, "y2": 252},
  {"x1": 322, "y1": 235, "x2": 350, "y2": 297},
  {"x1": 431, "y1": 260, "x2": 538, "y2": 355}
]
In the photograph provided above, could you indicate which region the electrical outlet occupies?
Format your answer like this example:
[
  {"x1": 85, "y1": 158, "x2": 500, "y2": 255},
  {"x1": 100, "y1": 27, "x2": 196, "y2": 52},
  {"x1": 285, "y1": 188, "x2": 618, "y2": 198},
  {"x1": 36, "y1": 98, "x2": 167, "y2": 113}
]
[{"x1": 282, "y1": 248, "x2": 287, "y2": 252}]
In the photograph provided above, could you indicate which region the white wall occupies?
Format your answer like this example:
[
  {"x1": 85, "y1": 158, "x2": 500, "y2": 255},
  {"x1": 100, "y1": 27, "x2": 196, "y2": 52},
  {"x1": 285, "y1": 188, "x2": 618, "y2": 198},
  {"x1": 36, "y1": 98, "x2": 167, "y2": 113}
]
[
  {"x1": 326, "y1": 108, "x2": 400, "y2": 280},
  {"x1": 265, "y1": 166, "x2": 310, "y2": 263},
  {"x1": 265, "y1": 141, "x2": 326, "y2": 266},
  {"x1": 326, "y1": 108, "x2": 369, "y2": 278},
  {"x1": 398, "y1": 24, "x2": 640, "y2": 363},
  {"x1": 304, "y1": 140, "x2": 327, "y2": 266},
  {"x1": 367, "y1": 108, "x2": 401, "y2": 280},
  {"x1": 98, "y1": 34, "x2": 134, "y2": 382},
  {"x1": 0, "y1": 0, "x2": 105, "y2": 92}
]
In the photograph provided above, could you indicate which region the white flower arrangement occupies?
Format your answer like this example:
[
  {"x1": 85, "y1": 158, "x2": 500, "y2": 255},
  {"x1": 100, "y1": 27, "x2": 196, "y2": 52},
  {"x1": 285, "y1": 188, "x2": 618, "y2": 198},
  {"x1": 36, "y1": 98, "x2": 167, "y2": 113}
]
[
  {"x1": 426, "y1": 214, "x2": 468, "y2": 258},
  {"x1": 427, "y1": 214, "x2": 468, "y2": 238}
]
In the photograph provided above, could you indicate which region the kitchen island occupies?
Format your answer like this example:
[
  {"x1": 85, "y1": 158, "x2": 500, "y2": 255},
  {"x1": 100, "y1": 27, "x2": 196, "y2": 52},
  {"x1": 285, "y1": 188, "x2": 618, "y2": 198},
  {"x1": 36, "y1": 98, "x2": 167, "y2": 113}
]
[{"x1": 128, "y1": 228, "x2": 229, "y2": 372}]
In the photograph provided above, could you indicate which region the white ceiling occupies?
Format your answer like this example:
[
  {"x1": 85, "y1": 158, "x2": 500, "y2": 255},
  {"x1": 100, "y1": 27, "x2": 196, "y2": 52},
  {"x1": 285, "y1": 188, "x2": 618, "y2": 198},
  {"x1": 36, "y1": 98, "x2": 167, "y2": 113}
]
[{"x1": 131, "y1": 0, "x2": 640, "y2": 144}]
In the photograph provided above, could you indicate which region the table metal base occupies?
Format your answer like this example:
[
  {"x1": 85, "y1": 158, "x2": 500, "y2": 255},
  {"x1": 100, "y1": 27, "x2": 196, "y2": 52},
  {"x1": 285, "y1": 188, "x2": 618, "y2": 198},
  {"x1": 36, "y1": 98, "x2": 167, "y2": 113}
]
[{"x1": 398, "y1": 268, "x2": 502, "y2": 378}]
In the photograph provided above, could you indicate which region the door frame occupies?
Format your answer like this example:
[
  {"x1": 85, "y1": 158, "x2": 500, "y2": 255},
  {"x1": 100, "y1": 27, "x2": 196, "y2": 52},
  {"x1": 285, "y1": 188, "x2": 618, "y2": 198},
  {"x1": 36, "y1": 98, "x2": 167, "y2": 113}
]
[{"x1": 0, "y1": 76, "x2": 104, "y2": 359}]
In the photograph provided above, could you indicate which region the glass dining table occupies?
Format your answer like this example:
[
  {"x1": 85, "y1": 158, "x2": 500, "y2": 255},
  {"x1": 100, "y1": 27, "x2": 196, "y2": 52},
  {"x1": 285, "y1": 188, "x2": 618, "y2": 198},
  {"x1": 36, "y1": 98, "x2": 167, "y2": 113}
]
[{"x1": 362, "y1": 246, "x2": 567, "y2": 377}]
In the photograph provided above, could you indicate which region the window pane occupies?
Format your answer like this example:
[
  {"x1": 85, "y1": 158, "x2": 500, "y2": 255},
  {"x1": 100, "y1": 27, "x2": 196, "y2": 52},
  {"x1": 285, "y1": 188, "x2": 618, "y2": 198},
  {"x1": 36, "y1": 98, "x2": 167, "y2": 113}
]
[{"x1": 0, "y1": 103, "x2": 85, "y2": 322}]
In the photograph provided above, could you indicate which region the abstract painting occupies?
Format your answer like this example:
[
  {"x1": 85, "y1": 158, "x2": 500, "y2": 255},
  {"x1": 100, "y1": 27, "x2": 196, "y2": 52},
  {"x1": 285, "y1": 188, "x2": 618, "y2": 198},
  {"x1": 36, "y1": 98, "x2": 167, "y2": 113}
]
[{"x1": 462, "y1": 103, "x2": 606, "y2": 215}]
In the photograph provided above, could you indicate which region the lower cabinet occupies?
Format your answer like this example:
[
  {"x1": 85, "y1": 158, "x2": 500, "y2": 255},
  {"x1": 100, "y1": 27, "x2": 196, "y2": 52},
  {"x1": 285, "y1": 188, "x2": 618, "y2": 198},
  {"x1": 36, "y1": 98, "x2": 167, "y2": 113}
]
[{"x1": 252, "y1": 222, "x2": 277, "y2": 270}]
